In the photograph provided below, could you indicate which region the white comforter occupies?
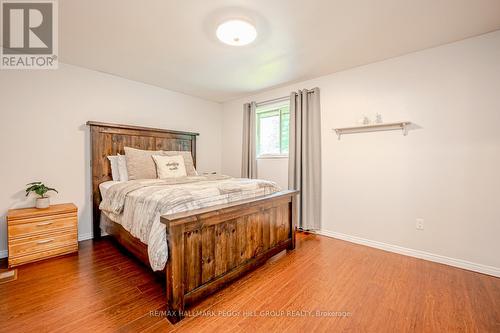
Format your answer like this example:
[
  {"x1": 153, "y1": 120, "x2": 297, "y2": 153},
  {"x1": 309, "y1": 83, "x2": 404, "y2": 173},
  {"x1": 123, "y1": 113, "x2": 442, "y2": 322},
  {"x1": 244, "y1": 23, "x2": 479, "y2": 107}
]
[{"x1": 99, "y1": 175, "x2": 280, "y2": 271}]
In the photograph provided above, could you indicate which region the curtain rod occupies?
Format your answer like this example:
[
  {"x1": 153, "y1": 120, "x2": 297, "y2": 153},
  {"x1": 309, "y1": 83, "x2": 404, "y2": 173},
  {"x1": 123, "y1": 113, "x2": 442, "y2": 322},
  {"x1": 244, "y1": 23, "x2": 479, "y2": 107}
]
[
  {"x1": 255, "y1": 89, "x2": 316, "y2": 107},
  {"x1": 255, "y1": 96, "x2": 289, "y2": 107}
]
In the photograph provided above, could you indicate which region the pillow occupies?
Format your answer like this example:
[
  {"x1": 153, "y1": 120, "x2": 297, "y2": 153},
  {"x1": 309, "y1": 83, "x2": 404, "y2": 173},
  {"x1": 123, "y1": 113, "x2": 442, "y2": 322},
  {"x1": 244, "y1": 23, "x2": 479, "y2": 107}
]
[
  {"x1": 152, "y1": 155, "x2": 187, "y2": 178},
  {"x1": 163, "y1": 151, "x2": 198, "y2": 176},
  {"x1": 117, "y1": 154, "x2": 129, "y2": 181},
  {"x1": 107, "y1": 156, "x2": 120, "y2": 181},
  {"x1": 124, "y1": 147, "x2": 165, "y2": 180}
]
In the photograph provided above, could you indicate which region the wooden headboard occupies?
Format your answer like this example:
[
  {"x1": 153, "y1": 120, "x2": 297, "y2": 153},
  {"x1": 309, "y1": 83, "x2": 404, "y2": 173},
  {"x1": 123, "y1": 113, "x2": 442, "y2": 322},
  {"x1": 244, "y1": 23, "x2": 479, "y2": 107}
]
[{"x1": 87, "y1": 121, "x2": 199, "y2": 238}]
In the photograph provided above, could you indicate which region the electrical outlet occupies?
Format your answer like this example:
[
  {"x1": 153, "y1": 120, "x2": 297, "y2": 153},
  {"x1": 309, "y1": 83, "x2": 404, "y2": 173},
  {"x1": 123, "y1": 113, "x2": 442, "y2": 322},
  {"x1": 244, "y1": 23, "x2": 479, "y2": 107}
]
[{"x1": 416, "y1": 218, "x2": 424, "y2": 230}]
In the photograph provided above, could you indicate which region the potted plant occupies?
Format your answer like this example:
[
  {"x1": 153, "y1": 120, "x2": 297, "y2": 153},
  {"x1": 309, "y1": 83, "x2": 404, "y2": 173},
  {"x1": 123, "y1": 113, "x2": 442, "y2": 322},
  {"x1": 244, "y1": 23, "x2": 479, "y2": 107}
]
[{"x1": 25, "y1": 182, "x2": 58, "y2": 209}]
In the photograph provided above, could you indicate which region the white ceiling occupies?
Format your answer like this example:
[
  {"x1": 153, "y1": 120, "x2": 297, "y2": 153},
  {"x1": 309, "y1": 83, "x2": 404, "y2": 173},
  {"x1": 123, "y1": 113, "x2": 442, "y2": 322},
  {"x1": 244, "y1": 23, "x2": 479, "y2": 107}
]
[{"x1": 59, "y1": 0, "x2": 500, "y2": 102}]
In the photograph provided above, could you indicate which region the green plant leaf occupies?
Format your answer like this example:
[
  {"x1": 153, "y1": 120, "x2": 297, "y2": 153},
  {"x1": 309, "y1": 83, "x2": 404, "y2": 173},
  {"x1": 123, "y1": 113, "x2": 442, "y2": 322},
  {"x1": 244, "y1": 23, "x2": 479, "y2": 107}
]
[
  {"x1": 26, "y1": 185, "x2": 38, "y2": 192},
  {"x1": 25, "y1": 182, "x2": 58, "y2": 198}
]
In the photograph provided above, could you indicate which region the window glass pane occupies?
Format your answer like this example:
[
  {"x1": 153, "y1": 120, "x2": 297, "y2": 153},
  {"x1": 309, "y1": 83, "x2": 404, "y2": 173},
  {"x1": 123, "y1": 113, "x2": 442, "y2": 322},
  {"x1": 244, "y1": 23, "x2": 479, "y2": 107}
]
[
  {"x1": 256, "y1": 103, "x2": 290, "y2": 157},
  {"x1": 259, "y1": 115, "x2": 280, "y2": 155},
  {"x1": 281, "y1": 110, "x2": 289, "y2": 154}
]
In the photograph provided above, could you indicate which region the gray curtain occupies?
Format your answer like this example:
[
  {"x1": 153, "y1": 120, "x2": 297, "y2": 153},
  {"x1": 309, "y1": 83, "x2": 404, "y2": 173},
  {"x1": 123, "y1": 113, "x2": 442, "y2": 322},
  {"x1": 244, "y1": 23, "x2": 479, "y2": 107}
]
[
  {"x1": 241, "y1": 102, "x2": 258, "y2": 178},
  {"x1": 288, "y1": 88, "x2": 322, "y2": 230}
]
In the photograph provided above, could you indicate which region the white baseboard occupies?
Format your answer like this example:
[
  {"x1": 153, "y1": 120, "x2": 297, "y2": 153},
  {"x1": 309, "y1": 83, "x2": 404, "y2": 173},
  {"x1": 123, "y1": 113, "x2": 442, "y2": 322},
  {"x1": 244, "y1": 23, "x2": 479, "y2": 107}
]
[
  {"x1": 78, "y1": 232, "x2": 93, "y2": 242},
  {"x1": 0, "y1": 250, "x2": 7, "y2": 259},
  {"x1": 317, "y1": 230, "x2": 500, "y2": 278}
]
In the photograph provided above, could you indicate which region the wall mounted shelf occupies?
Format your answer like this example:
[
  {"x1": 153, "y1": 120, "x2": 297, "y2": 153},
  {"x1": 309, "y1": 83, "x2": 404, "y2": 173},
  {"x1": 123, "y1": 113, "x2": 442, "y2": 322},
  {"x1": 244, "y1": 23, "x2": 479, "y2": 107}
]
[{"x1": 334, "y1": 121, "x2": 412, "y2": 140}]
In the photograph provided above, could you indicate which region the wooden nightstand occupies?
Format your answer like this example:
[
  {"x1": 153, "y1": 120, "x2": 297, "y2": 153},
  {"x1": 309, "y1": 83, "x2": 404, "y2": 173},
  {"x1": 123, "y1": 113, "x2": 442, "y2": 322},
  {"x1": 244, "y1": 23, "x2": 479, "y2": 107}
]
[{"x1": 7, "y1": 203, "x2": 78, "y2": 267}]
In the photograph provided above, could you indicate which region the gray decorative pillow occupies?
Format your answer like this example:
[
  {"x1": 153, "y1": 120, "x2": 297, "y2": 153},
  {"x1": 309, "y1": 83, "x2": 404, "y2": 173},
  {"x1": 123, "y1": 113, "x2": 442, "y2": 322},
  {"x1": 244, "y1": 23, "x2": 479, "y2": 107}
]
[
  {"x1": 163, "y1": 151, "x2": 198, "y2": 176},
  {"x1": 124, "y1": 147, "x2": 165, "y2": 180}
]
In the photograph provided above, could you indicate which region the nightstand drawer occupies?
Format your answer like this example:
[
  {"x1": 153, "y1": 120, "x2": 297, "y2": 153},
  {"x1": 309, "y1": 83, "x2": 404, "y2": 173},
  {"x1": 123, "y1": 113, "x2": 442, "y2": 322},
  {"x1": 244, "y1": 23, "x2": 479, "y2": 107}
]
[
  {"x1": 8, "y1": 245, "x2": 78, "y2": 267},
  {"x1": 9, "y1": 231, "x2": 77, "y2": 258},
  {"x1": 8, "y1": 215, "x2": 77, "y2": 239}
]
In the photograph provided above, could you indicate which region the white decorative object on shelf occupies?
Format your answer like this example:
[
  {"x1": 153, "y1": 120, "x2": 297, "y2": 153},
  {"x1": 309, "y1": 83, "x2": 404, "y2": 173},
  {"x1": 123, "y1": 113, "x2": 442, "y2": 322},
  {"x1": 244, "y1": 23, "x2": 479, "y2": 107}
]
[
  {"x1": 375, "y1": 113, "x2": 383, "y2": 124},
  {"x1": 333, "y1": 121, "x2": 412, "y2": 140}
]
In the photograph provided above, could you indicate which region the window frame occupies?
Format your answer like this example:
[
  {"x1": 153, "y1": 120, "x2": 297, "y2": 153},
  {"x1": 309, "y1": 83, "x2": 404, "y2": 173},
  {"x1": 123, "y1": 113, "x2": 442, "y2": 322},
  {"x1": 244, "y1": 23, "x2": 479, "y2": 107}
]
[{"x1": 256, "y1": 102, "x2": 290, "y2": 159}]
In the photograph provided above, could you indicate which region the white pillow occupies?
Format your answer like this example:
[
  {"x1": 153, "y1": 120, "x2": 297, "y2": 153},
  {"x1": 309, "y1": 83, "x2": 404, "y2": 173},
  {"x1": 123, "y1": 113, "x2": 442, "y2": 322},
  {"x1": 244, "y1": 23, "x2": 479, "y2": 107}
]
[
  {"x1": 117, "y1": 154, "x2": 129, "y2": 181},
  {"x1": 152, "y1": 155, "x2": 187, "y2": 179},
  {"x1": 107, "y1": 156, "x2": 120, "y2": 181},
  {"x1": 107, "y1": 154, "x2": 129, "y2": 181}
]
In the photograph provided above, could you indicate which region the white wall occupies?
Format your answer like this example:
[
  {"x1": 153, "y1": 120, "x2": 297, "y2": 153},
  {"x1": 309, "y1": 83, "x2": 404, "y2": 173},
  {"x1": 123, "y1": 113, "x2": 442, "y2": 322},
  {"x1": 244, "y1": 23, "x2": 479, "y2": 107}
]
[
  {"x1": 257, "y1": 158, "x2": 288, "y2": 189},
  {"x1": 221, "y1": 31, "x2": 500, "y2": 271},
  {"x1": 0, "y1": 63, "x2": 222, "y2": 256}
]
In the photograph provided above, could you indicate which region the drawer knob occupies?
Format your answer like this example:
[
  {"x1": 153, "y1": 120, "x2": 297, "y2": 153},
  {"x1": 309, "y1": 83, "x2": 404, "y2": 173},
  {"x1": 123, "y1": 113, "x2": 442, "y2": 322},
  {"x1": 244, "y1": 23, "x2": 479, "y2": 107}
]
[
  {"x1": 37, "y1": 239, "x2": 54, "y2": 244},
  {"x1": 36, "y1": 221, "x2": 53, "y2": 226}
]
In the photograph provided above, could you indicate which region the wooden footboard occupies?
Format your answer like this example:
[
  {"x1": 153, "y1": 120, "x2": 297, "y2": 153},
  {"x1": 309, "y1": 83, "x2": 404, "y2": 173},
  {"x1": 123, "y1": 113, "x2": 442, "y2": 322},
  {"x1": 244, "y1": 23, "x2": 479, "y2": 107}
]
[{"x1": 161, "y1": 190, "x2": 298, "y2": 323}]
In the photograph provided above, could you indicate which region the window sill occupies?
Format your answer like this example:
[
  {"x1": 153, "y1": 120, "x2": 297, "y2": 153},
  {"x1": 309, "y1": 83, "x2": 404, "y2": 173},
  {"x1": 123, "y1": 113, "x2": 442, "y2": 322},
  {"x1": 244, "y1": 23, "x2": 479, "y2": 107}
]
[{"x1": 257, "y1": 155, "x2": 289, "y2": 160}]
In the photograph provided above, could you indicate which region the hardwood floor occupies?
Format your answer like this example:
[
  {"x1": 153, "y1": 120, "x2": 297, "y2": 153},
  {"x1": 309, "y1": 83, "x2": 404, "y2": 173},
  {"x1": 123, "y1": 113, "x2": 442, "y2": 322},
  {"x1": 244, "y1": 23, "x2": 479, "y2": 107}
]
[{"x1": 1, "y1": 232, "x2": 499, "y2": 332}]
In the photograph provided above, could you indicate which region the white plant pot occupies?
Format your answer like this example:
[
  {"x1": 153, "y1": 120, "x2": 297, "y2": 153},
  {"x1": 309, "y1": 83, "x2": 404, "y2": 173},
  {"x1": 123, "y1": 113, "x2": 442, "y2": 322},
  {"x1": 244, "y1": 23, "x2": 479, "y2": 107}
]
[{"x1": 36, "y1": 197, "x2": 50, "y2": 209}]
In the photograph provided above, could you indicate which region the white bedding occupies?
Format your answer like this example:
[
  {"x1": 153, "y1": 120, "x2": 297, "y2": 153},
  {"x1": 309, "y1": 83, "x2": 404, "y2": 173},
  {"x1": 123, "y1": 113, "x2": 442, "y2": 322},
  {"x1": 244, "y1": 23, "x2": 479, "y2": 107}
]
[
  {"x1": 99, "y1": 180, "x2": 121, "y2": 199},
  {"x1": 99, "y1": 176, "x2": 280, "y2": 271}
]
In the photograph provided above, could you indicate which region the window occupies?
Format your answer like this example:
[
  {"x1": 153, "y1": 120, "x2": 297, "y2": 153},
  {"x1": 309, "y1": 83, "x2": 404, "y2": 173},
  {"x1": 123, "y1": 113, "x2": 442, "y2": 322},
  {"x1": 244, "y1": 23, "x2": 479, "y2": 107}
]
[{"x1": 256, "y1": 103, "x2": 290, "y2": 157}]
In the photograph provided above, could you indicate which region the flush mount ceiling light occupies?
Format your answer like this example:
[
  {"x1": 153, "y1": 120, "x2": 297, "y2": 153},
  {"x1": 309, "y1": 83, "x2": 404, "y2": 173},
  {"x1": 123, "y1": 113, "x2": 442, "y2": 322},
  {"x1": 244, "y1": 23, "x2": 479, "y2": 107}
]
[{"x1": 216, "y1": 19, "x2": 257, "y2": 46}]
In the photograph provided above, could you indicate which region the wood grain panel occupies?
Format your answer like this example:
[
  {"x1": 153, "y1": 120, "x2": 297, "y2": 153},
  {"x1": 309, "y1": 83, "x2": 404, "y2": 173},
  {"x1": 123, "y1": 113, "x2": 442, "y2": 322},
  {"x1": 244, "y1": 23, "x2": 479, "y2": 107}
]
[
  {"x1": 184, "y1": 230, "x2": 201, "y2": 292},
  {"x1": 9, "y1": 231, "x2": 77, "y2": 257},
  {"x1": 245, "y1": 215, "x2": 255, "y2": 260},
  {"x1": 226, "y1": 220, "x2": 238, "y2": 271},
  {"x1": 6, "y1": 244, "x2": 78, "y2": 267},
  {"x1": 282, "y1": 205, "x2": 290, "y2": 242},
  {"x1": 277, "y1": 205, "x2": 286, "y2": 243},
  {"x1": 214, "y1": 223, "x2": 228, "y2": 276},
  {"x1": 201, "y1": 226, "x2": 215, "y2": 283},
  {"x1": 269, "y1": 207, "x2": 277, "y2": 247},
  {"x1": 236, "y1": 216, "x2": 247, "y2": 265},
  {"x1": 8, "y1": 216, "x2": 77, "y2": 239},
  {"x1": 112, "y1": 134, "x2": 156, "y2": 152},
  {"x1": 165, "y1": 223, "x2": 185, "y2": 322},
  {"x1": 7, "y1": 203, "x2": 77, "y2": 221},
  {"x1": 182, "y1": 202, "x2": 291, "y2": 293},
  {"x1": 155, "y1": 138, "x2": 192, "y2": 152},
  {"x1": 261, "y1": 209, "x2": 271, "y2": 251}
]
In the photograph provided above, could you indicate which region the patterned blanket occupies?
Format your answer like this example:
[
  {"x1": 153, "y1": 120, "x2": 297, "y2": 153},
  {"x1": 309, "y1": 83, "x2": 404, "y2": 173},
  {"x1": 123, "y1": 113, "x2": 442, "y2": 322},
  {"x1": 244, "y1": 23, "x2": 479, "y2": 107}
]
[{"x1": 100, "y1": 175, "x2": 280, "y2": 271}]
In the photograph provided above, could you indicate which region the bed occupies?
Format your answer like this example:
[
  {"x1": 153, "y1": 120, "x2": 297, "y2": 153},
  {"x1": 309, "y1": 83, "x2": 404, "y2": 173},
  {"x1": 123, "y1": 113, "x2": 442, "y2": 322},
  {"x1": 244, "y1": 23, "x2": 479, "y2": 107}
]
[{"x1": 87, "y1": 121, "x2": 298, "y2": 323}]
